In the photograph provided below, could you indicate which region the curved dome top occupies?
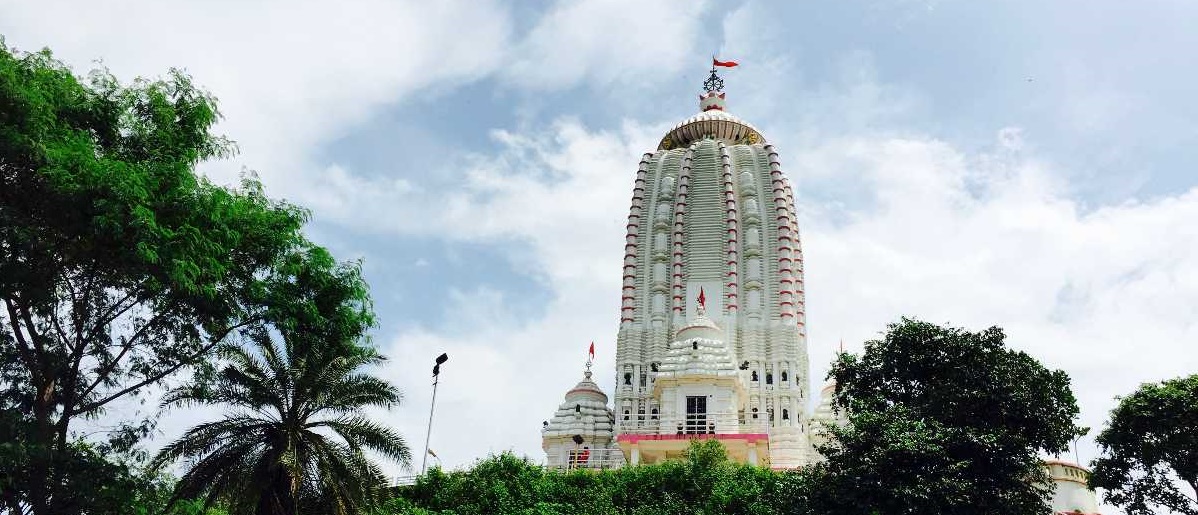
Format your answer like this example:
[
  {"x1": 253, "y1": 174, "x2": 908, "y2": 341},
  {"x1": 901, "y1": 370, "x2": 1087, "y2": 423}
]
[
  {"x1": 542, "y1": 368, "x2": 615, "y2": 439},
  {"x1": 658, "y1": 93, "x2": 766, "y2": 151},
  {"x1": 674, "y1": 311, "x2": 724, "y2": 343},
  {"x1": 565, "y1": 370, "x2": 608, "y2": 404}
]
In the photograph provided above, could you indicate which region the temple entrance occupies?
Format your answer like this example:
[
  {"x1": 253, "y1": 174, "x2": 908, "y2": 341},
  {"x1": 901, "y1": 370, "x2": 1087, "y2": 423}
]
[{"x1": 685, "y1": 396, "x2": 708, "y2": 434}]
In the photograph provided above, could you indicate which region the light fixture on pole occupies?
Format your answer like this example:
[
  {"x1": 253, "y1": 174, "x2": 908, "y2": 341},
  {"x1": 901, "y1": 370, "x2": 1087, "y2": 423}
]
[{"x1": 421, "y1": 352, "x2": 449, "y2": 475}]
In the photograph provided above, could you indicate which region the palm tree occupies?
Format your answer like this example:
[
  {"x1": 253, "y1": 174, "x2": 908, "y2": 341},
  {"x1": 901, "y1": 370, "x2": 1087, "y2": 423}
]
[{"x1": 150, "y1": 330, "x2": 410, "y2": 515}]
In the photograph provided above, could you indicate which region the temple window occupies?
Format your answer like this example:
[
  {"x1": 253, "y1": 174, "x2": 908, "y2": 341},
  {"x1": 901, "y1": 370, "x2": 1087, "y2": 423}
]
[
  {"x1": 751, "y1": 407, "x2": 759, "y2": 419},
  {"x1": 751, "y1": 370, "x2": 759, "y2": 381},
  {"x1": 623, "y1": 409, "x2": 630, "y2": 421},
  {"x1": 623, "y1": 372, "x2": 632, "y2": 385},
  {"x1": 637, "y1": 408, "x2": 646, "y2": 425},
  {"x1": 782, "y1": 409, "x2": 790, "y2": 420},
  {"x1": 685, "y1": 396, "x2": 708, "y2": 434},
  {"x1": 781, "y1": 371, "x2": 788, "y2": 382},
  {"x1": 639, "y1": 372, "x2": 647, "y2": 387},
  {"x1": 766, "y1": 373, "x2": 773, "y2": 384}
]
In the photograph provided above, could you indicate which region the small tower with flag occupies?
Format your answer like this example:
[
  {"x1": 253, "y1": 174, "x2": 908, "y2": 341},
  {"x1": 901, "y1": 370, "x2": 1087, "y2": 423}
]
[{"x1": 540, "y1": 343, "x2": 624, "y2": 470}]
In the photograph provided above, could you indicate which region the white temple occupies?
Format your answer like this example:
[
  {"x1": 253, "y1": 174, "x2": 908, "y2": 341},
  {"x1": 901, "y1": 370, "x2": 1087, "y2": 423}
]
[
  {"x1": 541, "y1": 67, "x2": 811, "y2": 469},
  {"x1": 539, "y1": 67, "x2": 1102, "y2": 514}
]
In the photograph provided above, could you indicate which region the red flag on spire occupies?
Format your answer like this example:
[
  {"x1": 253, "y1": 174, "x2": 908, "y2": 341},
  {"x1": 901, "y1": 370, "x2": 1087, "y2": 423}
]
[
  {"x1": 588, "y1": 341, "x2": 595, "y2": 360},
  {"x1": 698, "y1": 287, "x2": 707, "y2": 309},
  {"x1": 713, "y1": 58, "x2": 739, "y2": 68}
]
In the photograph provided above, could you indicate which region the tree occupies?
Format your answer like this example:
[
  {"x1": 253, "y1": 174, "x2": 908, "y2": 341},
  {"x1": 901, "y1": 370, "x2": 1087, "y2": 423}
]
[
  {"x1": 1089, "y1": 374, "x2": 1198, "y2": 515},
  {"x1": 150, "y1": 261, "x2": 409, "y2": 515},
  {"x1": 0, "y1": 406, "x2": 230, "y2": 515},
  {"x1": 815, "y1": 318, "x2": 1083, "y2": 515},
  {"x1": 0, "y1": 41, "x2": 335, "y2": 514}
]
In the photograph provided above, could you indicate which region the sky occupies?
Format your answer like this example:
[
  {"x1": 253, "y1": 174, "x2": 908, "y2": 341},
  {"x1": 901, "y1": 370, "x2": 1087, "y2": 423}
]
[{"x1": 3, "y1": 0, "x2": 1198, "y2": 500}]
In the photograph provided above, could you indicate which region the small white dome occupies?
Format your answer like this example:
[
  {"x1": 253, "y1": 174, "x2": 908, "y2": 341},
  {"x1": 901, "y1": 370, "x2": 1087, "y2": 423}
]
[
  {"x1": 658, "y1": 312, "x2": 736, "y2": 377},
  {"x1": 542, "y1": 369, "x2": 616, "y2": 439}
]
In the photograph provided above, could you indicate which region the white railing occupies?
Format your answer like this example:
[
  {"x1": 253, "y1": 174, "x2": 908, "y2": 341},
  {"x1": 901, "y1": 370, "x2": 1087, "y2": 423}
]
[
  {"x1": 547, "y1": 448, "x2": 626, "y2": 471},
  {"x1": 616, "y1": 412, "x2": 770, "y2": 435}
]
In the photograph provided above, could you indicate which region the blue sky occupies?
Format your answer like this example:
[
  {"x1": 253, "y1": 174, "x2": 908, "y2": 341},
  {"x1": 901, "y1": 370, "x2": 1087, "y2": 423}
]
[{"x1": 4, "y1": 0, "x2": 1198, "y2": 497}]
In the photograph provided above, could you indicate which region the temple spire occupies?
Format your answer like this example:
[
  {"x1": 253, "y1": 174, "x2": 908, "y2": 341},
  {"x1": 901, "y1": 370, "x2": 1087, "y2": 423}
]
[
  {"x1": 700, "y1": 58, "x2": 733, "y2": 112},
  {"x1": 703, "y1": 67, "x2": 725, "y2": 93}
]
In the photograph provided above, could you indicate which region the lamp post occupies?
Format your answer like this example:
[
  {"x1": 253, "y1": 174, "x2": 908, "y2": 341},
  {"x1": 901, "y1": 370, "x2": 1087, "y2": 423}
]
[{"x1": 421, "y1": 352, "x2": 449, "y2": 475}]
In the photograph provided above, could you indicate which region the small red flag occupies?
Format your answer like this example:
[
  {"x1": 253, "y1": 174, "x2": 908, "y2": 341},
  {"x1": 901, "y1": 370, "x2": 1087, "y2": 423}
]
[
  {"x1": 713, "y1": 58, "x2": 738, "y2": 68},
  {"x1": 698, "y1": 287, "x2": 707, "y2": 308},
  {"x1": 588, "y1": 341, "x2": 595, "y2": 360}
]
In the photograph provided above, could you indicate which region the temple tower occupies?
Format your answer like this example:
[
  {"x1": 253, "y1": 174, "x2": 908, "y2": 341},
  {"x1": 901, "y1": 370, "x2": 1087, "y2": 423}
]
[
  {"x1": 541, "y1": 362, "x2": 624, "y2": 470},
  {"x1": 612, "y1": 67, "x2": 811, "y2": 468}
]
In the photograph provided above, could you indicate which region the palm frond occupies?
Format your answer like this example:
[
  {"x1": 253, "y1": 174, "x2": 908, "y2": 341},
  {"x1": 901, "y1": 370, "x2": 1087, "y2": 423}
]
[{"x1": 313, "y1": 415, "x2": 412, "y2": 468}]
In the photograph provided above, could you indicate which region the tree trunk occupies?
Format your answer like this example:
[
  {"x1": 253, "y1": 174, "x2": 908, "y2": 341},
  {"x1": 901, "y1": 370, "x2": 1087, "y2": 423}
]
[{"x1": 28, "y1": 373, "x2": 61, "y2": 515}]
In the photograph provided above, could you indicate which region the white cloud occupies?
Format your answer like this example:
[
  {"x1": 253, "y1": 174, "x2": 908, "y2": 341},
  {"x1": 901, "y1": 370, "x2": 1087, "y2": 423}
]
[
  {"x1": 502, "y1": 0, "x2": 710, "y2": 90},
  {"x1": 0, "y1": 0, "x2": 716, "y2": 229},
  {"x1": 0, "y1": 0, "x2": 512, "y2": 190}
]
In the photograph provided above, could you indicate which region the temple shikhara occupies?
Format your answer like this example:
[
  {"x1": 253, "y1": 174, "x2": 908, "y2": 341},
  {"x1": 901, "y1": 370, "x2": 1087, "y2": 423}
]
[{"x1": 539, "y1": 62, "x2": 1101, "y2": 515}]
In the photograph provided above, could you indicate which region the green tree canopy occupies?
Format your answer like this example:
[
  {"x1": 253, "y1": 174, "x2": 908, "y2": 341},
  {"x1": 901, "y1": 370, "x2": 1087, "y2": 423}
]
[
  {"x1": 816, "y1": 318, "x2": 1083, "y2": 515},
  {"x1": 1089, "y1": 374, "x2": 1198, "y2": 515},
  {"x1": 0, "y1": 41, "x2": 370, "y2": 514}
]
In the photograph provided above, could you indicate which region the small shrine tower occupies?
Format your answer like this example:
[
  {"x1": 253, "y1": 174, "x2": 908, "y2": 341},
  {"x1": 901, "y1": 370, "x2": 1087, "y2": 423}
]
[
  {"x1": 541, "y1": 359, "x2": 624, "y2": 470},
  {"x1": 1045, "y1": 460, "x2": 1103, "y2": 515}
]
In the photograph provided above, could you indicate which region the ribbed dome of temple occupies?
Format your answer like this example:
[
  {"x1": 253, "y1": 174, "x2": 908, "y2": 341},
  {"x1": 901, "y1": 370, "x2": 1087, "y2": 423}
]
[
  {"x1": 542, "y1": 369, "x2": 616, "y2": 438},
  {"x1": 811, "y1": 381, "x2": 839, "y2": 428},
  {"x1": 809, "y1": 380, "x2": 846, "y2": 461},
  {"x1": 612, "y1": 67, "x2": 810, "y2": 469},
  {"x1": 658, "y1": 310, "x2": 737, "y2": 377}
]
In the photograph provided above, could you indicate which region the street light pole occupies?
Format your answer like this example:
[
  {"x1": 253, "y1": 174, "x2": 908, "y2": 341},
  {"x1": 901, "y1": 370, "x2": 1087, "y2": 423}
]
[{"x1": 421, "y1": 352, "x2": 449, "y2": 475}]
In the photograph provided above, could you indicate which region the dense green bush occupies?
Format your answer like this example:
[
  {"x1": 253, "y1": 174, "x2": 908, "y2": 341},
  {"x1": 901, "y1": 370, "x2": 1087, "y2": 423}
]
[{"x1": 385, "y1": 440, "x2": 811, "y2": 515}]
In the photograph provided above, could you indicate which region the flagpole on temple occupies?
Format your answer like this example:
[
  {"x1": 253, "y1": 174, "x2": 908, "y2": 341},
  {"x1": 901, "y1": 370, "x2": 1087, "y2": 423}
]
[{"x1": 705, "y1": 57, "x2": 737, "y2": 94}]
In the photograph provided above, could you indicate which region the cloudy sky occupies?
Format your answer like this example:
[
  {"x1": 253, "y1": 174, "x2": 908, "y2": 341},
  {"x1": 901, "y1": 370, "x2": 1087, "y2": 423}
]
[{"x1": 4, "y1": 0, "x2": 1197, "y2": 491}]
